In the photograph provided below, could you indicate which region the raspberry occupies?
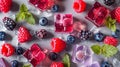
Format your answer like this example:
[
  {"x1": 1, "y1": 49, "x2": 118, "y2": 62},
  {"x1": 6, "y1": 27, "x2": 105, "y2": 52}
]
[
  {"x1": 36, "y1": 29, "x2": 47, "y2": 39},
  {"x1": 1, "y1": 43, "x2": 15, "y2": 57},
  {"x1": 0, "y1": 0, "x2": 12, "y2": 13},
  {"x1": 3, "y1": 17, "x2": 16, "y2": 31},
  {"x1": 104, "y1": 36, "x2": 118, "y2": 47},
  {"x1": 18, "y1": 26, "x2": 32, "y2": 43},
  {"x1": 111, "y1": 7, "x2": 120, "y2": 23},
  {"x1": 50, "y1": 62, "x2": 64, "y2": 67}
]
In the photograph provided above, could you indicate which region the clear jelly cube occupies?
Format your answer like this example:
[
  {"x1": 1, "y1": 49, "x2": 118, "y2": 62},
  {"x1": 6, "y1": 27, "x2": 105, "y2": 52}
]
[
  {"x1": 86, "y1": 2, "x2": 109, "y2": 27},
  {"x1": 54, "y1": 14, "x2": 73, "y2": 33}
]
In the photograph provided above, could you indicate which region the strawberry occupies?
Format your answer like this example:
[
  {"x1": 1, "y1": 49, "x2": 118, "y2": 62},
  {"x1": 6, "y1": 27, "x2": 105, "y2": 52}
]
[
  {"x1": 104, "y1": 36, "x2": 118, "y2": 47},
  {"x1": 0, "y1": 0, "x2": 12, "y2": 13},
  {"x1": 18, "y1": 26, "x2": 32, "y2": 43},
  {"x1": 1, "y1": 43, "x2": 14, "y2": 57},
  {"x1": 50, "y1": 62, "x2": 64, "y2": 67},
  {"x1": 111, "y1": 7, "x2": 120, "y2": 23},
  {"x1": 51, "y1": 38, "x2": 66, "y2": 53}
]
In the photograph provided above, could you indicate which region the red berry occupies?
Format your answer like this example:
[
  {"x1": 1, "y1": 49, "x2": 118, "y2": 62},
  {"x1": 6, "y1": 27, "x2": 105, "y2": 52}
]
[
  {"x1": 104, "y1": 36, "x2": 118, "y2": 47},
  {"x1": 51, "y1": 38, "x2": 66, "y2": 53},
  {"x1": 1, "y1": 43, "x2": 14, "y2": 57},
  {"x1": 111, "y1": 7, "x2": 120, "y2": 23},
  {"x1": 18, "y1": 26, "x2": 32, "y2": 43},
  {"x1": 0, "y1": 0, "x2": 12, "y2": 13},
  {"x1": 50, "y1": 62, "x2": 64, "y2": 67},
  {"x1": 73, "y1": 0, "x2": 86, "y2": 13}
]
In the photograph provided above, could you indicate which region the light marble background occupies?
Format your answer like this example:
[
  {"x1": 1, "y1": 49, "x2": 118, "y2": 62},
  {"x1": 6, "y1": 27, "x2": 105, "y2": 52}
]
[{"x1": 0, "y1": 0, "x2": 120, "y2": 67}]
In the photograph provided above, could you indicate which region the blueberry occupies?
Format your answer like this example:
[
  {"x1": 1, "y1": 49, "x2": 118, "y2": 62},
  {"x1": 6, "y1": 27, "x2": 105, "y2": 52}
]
[
  {"x1": 12, "y1": 60, "x2": 19, "y2": 67},
  {"x1": 94, "y1": 32, "x2": 105, "y2": 42},
  {"x1": 112, "y1": 29, "x2": 120, "y2": 38},
  {"x1": 16, "y1": 47, "x2": 24, "y2": 55},
  {"x1": 101, "y1": 61, "x2": 110, "y2": 67},
  {"x1": 104, "y1": 0, "x2": 115, "y2": 6},
  {"x1": 51, "y1": 5, "x2": 59, "y2": 12},
  {"x1": 67, "y1": 35, "x2": 75, "y2": 44},
  {"x1": 0, "y1": 31, "x2": 6, "y2": 41},
  {"x1": 39, "y1": 17, "x2": 48, "y2": 26},
  {"x1": 48, "y1": 52, "x2": 58, "y2": 61}
]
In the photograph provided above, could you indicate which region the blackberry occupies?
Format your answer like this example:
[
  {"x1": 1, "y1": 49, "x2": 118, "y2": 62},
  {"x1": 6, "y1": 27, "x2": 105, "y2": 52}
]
[
  {"x1": 3, "y1": 17, "x2": 16, "y2": 31},
  {"x1": 79, "y1": 30, "x2": 92, "y2": 40},
  {"x1": 36, "y1": 29, "x2": 47, "y2": 39},
  {"x1": 104, "y1": 0, "x2": 115, "y2": 6}
]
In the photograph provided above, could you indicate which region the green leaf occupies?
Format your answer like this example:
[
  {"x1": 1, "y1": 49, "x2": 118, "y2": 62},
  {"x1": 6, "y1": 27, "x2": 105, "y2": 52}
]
[
  {"x1": 91, "y1": 45, "x2": 101, "y2": 55},
  {"x1": 101, "y1": 44, "x2": 118, "y2": 57},
  {"x1": 111, "y1": 24, "x2": 116, "y2": 32},
  {"x1": 25, "y1": 13, "x2": 35, "y2": 25},
  {"x1": 15, "y1": 4, "x2": 35, "y2": 25},
  {"x1": 23, "y1": 64, "x2": 31, "y2": 67},
  {"x1": 20, "y1": 4, "x2": 28, "y2": 12},
  {"x1": 105, "y1": 17, "x2": 116, "y2": 32},
  {"x1": 15, "y1": 12, "x2": 25, "y2": 22},
  {"x1": 62, "y1": 53, "x2": 70, "y2": 67}
]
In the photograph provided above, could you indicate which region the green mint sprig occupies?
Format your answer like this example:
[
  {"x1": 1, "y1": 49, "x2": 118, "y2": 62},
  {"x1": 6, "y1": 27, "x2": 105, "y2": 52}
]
[
  {"x1": 105, "y1": 16, "x2": 116, "y2": 32},
  {"x1": 91, "y1": 44, "x2": 118, "y2": 57},
  {"x1": 15, "y1": 4, "x2": 35, "y2": 25},
  {"x1": 62, "y1": 53, "x2": 70, "y2": 67}
]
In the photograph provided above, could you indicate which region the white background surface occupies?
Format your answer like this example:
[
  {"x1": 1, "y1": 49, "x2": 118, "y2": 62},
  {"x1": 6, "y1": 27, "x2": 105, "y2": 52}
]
[{"x1": 0, "y1": 0, "x2": 120, "y2": 67}]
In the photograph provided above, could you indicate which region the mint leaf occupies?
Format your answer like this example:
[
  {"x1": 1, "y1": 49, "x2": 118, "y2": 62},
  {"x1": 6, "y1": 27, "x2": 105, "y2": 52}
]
[
  {"x1": 91, "y1": 45, "x2": 101, "y2": 55},
  {"x1": 15, "y1": 4, "x2": 35, "y2": 25},
  {"x1": 20, "y1": 4, "x2": 28, "y2": 12},
  {"x1": 111, "y1": 24, "x2": 116, "y2": 32},
  {"x1": 105, "y1": 16, "x2": 116, "y2": 32},
  {"x1": 23, "y1": 64, "x2": 31, "y2": 67},
  {"x1": 25, "y1": 13, "x2": 35, "y2": 25},
  {"x1": 62, "y1": 53, "x2": 70, "y2": 67},
  {"x1": 101, "y1": 44, "x2": 118, "y2": 57},
  {"x1": 16, "y1": 12, "x2": 25, "y2": 22}
]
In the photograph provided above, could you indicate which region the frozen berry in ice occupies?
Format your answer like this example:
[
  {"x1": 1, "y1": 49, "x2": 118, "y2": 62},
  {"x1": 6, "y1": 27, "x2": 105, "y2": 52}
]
[{"x1": 112, "y1": 29, "x2": 120, "y2": 38}]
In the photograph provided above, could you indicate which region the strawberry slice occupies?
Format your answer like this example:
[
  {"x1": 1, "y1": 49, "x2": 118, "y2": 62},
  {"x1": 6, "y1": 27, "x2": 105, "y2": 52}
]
[
  {"x1": 51, "y1": 38, "x2": 66, "y2": 53},
  {"x1": 18, "y1": 26, "x2": 32, "y2": 43},
  {"x1": 0, "y1": 0, "x2": 12, "y2": 13},
  {"x1": 1, "y1": 43, "x2": 14, "y2": 57}
]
